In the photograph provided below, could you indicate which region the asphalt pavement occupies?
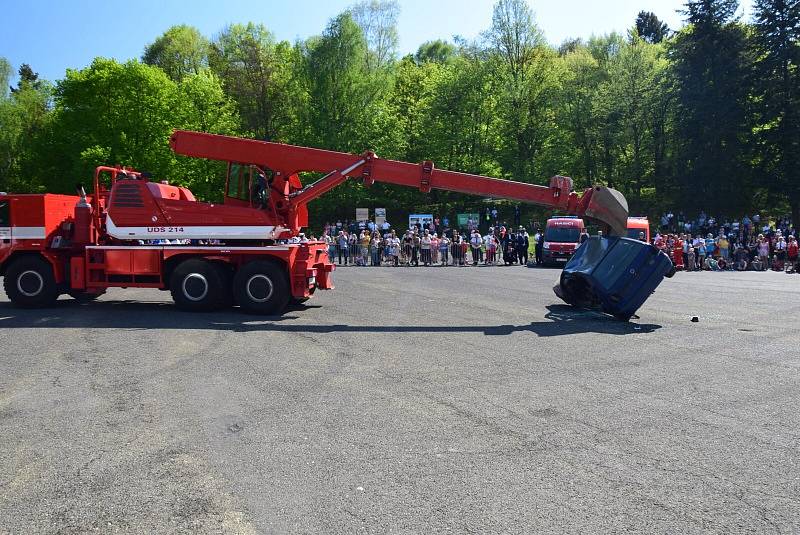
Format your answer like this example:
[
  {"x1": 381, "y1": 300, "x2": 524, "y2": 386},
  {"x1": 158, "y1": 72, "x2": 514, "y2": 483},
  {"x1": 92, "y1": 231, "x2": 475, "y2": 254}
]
[{"x1": 1, "y1": 265, "x2": 799, "y2": 534}]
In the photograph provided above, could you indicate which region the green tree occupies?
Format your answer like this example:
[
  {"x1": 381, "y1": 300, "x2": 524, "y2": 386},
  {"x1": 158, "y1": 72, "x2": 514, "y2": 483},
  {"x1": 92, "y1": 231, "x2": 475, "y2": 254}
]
[
  {"x1": 172, "y1": 70, "x2": 240, "y2": 199},
  {"x1": 751, "y1": 0, "x2": 800, "y2": 224},
  {"x1": 349, "y1": 0, "x2": 400, "y2": 70},
  {"x1": 487, "y1": 0, "x2": 544, "y2": 85},
  {"x1": 0, "y1": 65, "x2": 52, "y2": 192},
  {"x1": 0, "y1": 57, "x2": 12, "y2": 97},
  {"x1": 143, "y1": 25, "x2": 210, "y2": 82},
  {"x1": 11, "y1": 63, "x2": 43, "y2": 93},
  {"x1": 209, "y1": 23, "x2": 300, "y2": 141},
  {"x1": 415, "y1": 40, "x2": 456, "y2": 64},
  {"x1": 301, "y1": 12, "x2": 403, "y2": 219},
  {"x1": 304, "y1": 12, "x2": 385, "y2": 152},
  {"x1": 558, "y1": 47, "x2": 602, "y2": 186},
  {"x1": 636, "y1": 11, "x2": 670, "y2": 43},
  {"x1": 43, "y1": 58, "x2": 238, "y2": 198},
  {"x1": 669, "y1": 0, "x2": 753, "y2": 214},
  {"x1": 487, "y1": 0, "x2": 561, "y2": 183},
  {"x1": 605, "y1": 33, "x2": 669, "y2": 201},
  {"x1": 421, "y1": 52, "x2": 503, "y2": 176}
]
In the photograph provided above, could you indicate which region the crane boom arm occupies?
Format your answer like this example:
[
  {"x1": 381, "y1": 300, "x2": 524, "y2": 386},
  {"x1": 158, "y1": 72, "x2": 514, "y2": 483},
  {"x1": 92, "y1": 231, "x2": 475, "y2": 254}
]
[{"x1": 169, "y1": 131, "x2": 628, "y2": 234}]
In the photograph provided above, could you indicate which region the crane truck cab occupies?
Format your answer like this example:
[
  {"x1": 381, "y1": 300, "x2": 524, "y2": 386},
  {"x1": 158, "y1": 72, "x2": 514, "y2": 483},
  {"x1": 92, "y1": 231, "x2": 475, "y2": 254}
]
[{"x1": 541, "y1": 216, "x2": 585, "y2": 266}]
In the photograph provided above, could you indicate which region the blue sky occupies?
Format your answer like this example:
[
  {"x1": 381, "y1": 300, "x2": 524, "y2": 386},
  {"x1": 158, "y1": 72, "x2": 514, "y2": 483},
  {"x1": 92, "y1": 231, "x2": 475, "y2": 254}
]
[{"x1": 1, "y1": 0, "x2": 753, "y2": 84}]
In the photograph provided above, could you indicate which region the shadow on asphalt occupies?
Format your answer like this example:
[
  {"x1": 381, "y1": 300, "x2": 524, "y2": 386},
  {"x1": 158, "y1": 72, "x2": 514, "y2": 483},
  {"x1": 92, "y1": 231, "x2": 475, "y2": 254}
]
[{"x1": 0, "y1": 302, "x2": 660, "y2": 337}]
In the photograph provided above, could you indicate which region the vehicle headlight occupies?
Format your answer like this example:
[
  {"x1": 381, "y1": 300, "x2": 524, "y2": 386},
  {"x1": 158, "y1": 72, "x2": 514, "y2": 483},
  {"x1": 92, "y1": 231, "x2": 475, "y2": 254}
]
[{"x1": 543, "y1": 242, "x2": 550, "y2": 250}]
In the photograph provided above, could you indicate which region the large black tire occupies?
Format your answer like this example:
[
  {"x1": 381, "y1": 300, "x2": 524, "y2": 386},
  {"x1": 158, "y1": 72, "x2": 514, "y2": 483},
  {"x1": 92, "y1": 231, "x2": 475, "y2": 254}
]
[
  {"x1": 170, "y1": 259, "x2": 229, "y2": 312},
  {"x1": 3, "y1": 256, "x2": 59, "y2": 308},
  {"x1": 233, "y1": 261, "x2": 289, "y2": 315}
]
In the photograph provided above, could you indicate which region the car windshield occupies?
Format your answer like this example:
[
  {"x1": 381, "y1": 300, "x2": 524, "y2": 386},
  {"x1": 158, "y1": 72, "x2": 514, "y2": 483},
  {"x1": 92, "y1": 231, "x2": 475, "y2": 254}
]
[
  {"x1": 544, "y1": 227, "x2": 580, "y2": 243},
  {"x1": 627, "y1": 228, "x2": 645, "y2": 240}
]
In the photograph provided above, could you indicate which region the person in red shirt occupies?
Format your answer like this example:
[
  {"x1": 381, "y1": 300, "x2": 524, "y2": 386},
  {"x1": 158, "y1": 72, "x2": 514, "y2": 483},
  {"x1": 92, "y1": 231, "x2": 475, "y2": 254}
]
[
  {"x1": 787, "y1": 236, "x2": 798, "y2": 273},
  {"x1": 672, "y1": 236, "x2": 684, "y2": 270}
]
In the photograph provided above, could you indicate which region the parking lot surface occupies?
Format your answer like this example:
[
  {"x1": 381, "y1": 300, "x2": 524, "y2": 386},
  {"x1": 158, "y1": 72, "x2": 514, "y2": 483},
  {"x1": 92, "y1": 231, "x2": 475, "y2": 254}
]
[{"x1": 1, "y1": 266, "x2": 799, "y2": 533}]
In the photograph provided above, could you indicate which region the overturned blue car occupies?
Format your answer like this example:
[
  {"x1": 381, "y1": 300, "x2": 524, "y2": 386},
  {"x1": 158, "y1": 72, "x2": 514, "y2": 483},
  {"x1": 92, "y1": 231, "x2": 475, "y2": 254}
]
[{"x1": 554, "y1": 236, "x2": 675, "y2": 321}]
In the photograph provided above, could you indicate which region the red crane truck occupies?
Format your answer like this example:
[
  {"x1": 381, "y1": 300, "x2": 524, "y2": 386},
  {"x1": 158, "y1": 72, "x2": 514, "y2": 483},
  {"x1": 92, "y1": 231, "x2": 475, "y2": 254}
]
[{"x1": 0, "y1": 130, "x2": 654, "y2": 316}]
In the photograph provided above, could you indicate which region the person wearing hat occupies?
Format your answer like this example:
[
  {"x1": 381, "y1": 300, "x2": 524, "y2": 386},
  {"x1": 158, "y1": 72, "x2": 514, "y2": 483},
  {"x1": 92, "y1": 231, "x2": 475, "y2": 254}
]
[{"x1": 470, "y1": 229, "x2": 483, "y2": 266}]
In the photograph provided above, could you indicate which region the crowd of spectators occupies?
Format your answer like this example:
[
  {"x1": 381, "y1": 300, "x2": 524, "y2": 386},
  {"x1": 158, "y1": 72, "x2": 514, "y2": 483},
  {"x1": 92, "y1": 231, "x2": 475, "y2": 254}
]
[
  {"x1": 653, "y1": 212, "x2": 798, "y2": 273},
  {"x1": 311, "y1": 211, "x2": 798, "y2": 274},
  {"x1": 320, "y1": 222, "x2": 535, "y2": 267}
]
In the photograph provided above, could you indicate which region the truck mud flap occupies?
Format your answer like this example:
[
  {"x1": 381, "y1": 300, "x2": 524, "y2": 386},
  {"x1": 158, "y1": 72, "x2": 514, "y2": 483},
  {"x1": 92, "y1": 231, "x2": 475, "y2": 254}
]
[{"x1": 553, "y1": 237, "x2": 673, "y2": 320}]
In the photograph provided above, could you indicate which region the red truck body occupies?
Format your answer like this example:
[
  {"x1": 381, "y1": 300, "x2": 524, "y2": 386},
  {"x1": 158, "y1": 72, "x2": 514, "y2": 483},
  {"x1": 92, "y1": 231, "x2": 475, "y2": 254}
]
[{"x1": 0, "y1": 187, "x2": 332, "y2": 314}]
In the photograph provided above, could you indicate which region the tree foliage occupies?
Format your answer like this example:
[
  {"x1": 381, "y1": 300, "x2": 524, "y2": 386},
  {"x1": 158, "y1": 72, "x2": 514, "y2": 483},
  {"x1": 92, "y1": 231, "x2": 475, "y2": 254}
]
[
  {"x1": 209, "y1": 23, "x2": 299, "y2": 142},
  {"x1": 143, "y1": 25, "x2": 210, "y2": 82},
  {"x1": 636, "y1": 11, "x2": 670, "y2": 43},
  {"x1": 0, "y1": 57, "x2": 12, "y2": 98},
  {"x1": 3, "y1": 0, "x2": 800, "y2": 226},
  {"x1": 349, "y1": 0, "x2": 400, "y2": 70},
  {"x1": 751, "y1": 0, "x2": 800, "y2": 223},
  {"x1": 415, "y1": 40, "x2": 457, "y2": 64},
  {"x1": 669, "y1": 0, "x2": 753, "y2": 214}
]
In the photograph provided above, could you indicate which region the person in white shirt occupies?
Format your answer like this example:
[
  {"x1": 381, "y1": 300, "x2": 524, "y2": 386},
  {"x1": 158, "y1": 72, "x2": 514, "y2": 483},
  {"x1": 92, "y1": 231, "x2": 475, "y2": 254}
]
[
  {"x1": 470, "y1": 230, "x2": 483, "y2": 266},
  {"x1": 387, "y1": 231, "x2": 401, "y2": 267},
  {"x1": 775, "y1": 235, "x2": 787, "y2": 269},
  {"x1": 483, "y1": 230, "x2": 496, "y2": 265},
  {"x1": 420, "y1": 229, "x2": 433, "y2": 266}
]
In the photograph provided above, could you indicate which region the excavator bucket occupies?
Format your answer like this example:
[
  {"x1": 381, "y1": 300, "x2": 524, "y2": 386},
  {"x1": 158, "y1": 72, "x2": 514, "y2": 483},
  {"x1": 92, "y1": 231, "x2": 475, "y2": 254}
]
[
  {"x1": 554, "y1": 236, "x2": 674, "y2": 320},
  {"x1": 583, "y1": 186, "x2": 629, "y2": 237}
]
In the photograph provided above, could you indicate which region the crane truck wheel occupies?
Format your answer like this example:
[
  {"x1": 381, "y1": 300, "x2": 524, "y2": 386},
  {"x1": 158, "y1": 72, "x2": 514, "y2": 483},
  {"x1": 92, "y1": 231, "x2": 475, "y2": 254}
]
[
  {"x1": 232, "y1": 261, "x2": 289, "y2": 315},
  {"x1": 3, "y1": 256, "x2": 59, "y2": 308},
  {"x1": 170, "y1": 259, "x2": 228, "y2": 312}
]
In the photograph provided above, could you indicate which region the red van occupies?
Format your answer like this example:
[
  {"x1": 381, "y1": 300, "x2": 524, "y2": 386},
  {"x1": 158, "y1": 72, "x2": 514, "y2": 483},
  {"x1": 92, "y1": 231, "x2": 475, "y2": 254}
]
[
  {"x1": 542, "y1": 216, "x2": 585, "y2": 266},
  {"x1": 626, "y1": 217, "x2": 651, "y2": 242}
]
